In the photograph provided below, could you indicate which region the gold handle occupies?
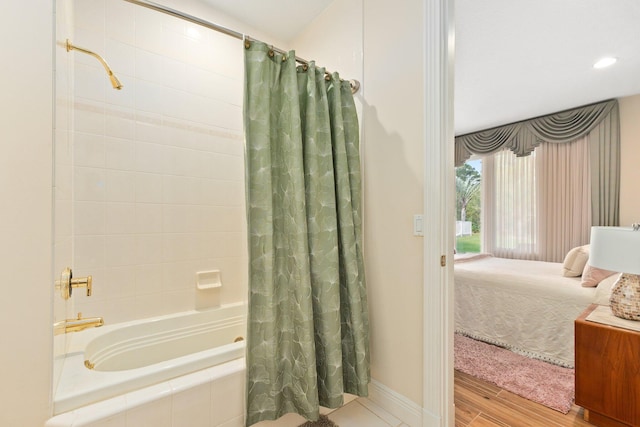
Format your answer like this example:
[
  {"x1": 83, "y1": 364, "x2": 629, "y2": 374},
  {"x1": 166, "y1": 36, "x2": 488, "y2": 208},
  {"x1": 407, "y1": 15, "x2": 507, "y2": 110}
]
[
  {"x1": 71, "y1": 275, "x2": 92, "y2": 296},
  {"x1": 55, "y1": 267, "x2": 93, "y2": 299}
]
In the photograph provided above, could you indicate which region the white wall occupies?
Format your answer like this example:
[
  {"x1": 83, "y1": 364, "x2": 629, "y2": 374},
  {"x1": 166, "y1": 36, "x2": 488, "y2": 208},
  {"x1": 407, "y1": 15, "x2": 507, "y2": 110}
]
[
  {"x1": 362, "y1": 0, "x2": 426, "y2": 407},
  {"x1": 619, "y1": 94, "x2": 640, "y2": 226},
  {"x1": 0, "y1": 1, "x2": 54, "y2": 426}
]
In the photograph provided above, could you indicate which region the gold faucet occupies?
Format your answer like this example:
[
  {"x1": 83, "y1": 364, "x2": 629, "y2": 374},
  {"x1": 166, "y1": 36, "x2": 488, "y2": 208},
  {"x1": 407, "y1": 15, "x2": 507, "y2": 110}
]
[{"x1": 54, "y1": 313, "x2": 104, "y2": 335}]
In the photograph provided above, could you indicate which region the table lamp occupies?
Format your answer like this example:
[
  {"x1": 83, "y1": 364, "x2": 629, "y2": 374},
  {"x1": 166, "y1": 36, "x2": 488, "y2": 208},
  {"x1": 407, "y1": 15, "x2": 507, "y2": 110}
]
[{"x1": 589, "y1": 225, "x2": 640, "y2": 320}]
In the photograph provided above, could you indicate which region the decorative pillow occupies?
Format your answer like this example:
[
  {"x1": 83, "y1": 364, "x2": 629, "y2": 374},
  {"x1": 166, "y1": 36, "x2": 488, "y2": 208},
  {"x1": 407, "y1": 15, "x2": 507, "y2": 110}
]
[
  {"x1": 581, "y1": 264, "x2": 617, "y2": 287},
  {"x1": 562, "y1": 245, "x2": 590, "y2": 277}
]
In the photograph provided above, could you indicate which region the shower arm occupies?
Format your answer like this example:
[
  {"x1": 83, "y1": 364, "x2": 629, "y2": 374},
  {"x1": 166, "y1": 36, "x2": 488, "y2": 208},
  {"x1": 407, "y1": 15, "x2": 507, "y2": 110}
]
[{"x1": 66, "y1": 39, "x2": 123, "y2": 90}]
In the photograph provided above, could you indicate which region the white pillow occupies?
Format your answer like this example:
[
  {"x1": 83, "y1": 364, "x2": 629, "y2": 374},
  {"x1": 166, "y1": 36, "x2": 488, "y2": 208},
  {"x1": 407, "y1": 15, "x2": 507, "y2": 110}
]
[{"x1": 562, "y1": 245, "x2": 590, "y2": 277}]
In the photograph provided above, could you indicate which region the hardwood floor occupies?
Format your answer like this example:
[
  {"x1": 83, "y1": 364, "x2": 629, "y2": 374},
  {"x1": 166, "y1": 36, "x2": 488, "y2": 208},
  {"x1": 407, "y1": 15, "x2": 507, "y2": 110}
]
[{"x1": 454, "y1": 370, "x2": 595, "y2": 427}]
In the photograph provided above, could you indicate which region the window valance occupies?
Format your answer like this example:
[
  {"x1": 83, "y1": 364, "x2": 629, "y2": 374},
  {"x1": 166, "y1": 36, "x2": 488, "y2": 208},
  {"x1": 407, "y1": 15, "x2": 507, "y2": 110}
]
[
  {"x1": 456, "y1": 99, "x2": 620, "y2": 226},
  {"x1": 455, "y1": 99, "x2": 617, "y2": 165}
]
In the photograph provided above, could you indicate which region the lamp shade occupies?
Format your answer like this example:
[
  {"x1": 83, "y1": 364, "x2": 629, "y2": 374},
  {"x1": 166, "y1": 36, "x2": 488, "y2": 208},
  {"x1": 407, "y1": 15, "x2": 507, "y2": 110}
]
[{"x1": 589, "y1": 226, "x2": 640, "y2": 275}]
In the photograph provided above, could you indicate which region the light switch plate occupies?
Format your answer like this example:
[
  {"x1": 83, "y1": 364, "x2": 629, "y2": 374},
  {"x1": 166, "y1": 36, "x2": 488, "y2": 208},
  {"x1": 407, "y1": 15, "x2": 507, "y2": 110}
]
[{"x1": 414, "y1": 214, "x2": 424, "y2": 236}]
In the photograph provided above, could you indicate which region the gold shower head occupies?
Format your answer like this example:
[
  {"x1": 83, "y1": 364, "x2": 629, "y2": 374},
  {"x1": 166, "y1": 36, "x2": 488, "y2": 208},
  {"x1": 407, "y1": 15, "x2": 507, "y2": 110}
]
[{"x1": 66, "y1": 39, "x2": 123, "y2": 90}]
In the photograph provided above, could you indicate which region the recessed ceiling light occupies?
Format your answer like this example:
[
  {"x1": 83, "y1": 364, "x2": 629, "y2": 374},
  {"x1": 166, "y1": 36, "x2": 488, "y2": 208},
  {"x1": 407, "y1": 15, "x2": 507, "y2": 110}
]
[{"x1": 593, "y1": 57, "x2": 617, "y2": 69}]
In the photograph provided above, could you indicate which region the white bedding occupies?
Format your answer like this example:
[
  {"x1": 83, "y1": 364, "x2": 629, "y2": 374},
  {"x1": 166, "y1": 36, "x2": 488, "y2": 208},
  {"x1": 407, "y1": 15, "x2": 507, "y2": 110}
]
[{"x1": 454, "y1": 256, "x2": 599, "y2": 368}]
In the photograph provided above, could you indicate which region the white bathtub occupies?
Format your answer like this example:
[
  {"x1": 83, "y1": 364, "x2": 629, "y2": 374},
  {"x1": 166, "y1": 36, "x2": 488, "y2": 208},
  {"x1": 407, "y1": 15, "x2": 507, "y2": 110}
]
[{"x1": 52, "y1": 302, "x2": 246, "y2": 417}]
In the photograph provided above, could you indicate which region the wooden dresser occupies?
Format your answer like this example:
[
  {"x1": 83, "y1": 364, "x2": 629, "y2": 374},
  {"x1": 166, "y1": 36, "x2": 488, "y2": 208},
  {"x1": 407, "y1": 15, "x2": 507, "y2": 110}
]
[{"x1": 575, "y1": 304, "x2": 640, "y2": 427}]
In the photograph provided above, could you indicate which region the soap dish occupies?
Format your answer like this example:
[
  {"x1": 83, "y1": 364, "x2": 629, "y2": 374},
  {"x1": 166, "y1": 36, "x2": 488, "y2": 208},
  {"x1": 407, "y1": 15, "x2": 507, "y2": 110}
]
[{"x1": 196, "y1": 270, "x2": 222, "y2": 290}]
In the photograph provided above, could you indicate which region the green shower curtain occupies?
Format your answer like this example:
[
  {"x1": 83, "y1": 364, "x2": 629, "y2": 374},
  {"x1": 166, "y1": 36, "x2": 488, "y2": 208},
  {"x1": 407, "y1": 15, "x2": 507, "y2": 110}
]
[{"x1": 243, "y1": 39, "x2": 369, "y2": 426}]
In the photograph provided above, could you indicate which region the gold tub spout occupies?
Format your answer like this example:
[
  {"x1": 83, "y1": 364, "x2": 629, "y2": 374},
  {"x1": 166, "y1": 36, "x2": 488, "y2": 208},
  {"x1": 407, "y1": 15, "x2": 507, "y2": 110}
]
[{"x1": 54, "y1": 313, "x2": 104, "y2": 335}]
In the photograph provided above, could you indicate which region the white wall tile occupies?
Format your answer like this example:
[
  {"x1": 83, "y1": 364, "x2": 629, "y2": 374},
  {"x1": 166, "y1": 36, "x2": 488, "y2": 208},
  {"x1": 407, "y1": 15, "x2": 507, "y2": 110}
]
[
  {"x1": 164, "y1": 289, "x2": 195, "y2": 313},
  {"x1": 135, "y1": 80, "x2": 164, "y2": 114},
  {"x1": 135, "y1": 203, "x2": 162, "y2": 233},
  {"x1": 210, "y1": 153, "x2": 243, "y2": 181},
  {"x1": 75, "y1": 133, "x2": 105, "y2": 168},
  {"x1": 135, "y1": 49, "x2": 163, "y2": 84},
  {"x1": 201, "y1": 206, "x2": 244, "y2": 232},
  {"x1": 135, "y1": 172, "x2": 163, "y2": 203},
  {"x1": 74, "y1": 0, "x2": 105, "y2": 34},
  {"x1": 171, "y1": 383, "x2": 211, "y2": 427},
  {"x1": 134, "y1": 7, "x2": 163, "y2": 55},
  {"x1": 162, "y1": 57, "x2": 187, "y2": 91},
  {"x1": 72, "y1": 231, "x2": 105, "y2": 271},
  {"x1": 54, "y1": 198, "x2": 72, "y2": 239},
  {"x1": 75, "y1": 201, "x2": 106, "y2": 235},
  {"x1": 162, "y1": 175, "x2": 200, "y2": 205},
  {"x1": 161, "y1": 25, "x2": 187, "y2": 62},
  {"x1": 163, "y1": 205, "x2": 199, "y2": 233},
  {"x1": 75, "y1": 63, "x2": 106, "y2": 102},
  {"x1": 135, "y1": 234, "x2": 163, "y2": 265},
  {"x1": 208, "y1": 232, "x2": 244, "y2": 258},
  {"x1": 105, "y1": 296, "x2": 137, "y2": 324},
  {"x1": 135, "y1": 263, "x2": 163, "y2": 295},
  {"x1": 106, "y1": 202, "x2": 136, "y2": 234},
  {"x1": 106, "y1": 77, "x2": 135, "y2": 109},
  {"x1": 162, "y1": 87, "x2": 190, "y2": 120},
  {"x1": 135, "y1": 142, "x2": 166, "y2": 174},
  {"x1": 104, "y1": 265, "x2": 136, "y2": 299},
  {"x1": 126, "y1": 395, "x2": 171, "y2": 427},
  {"x1": 105, "y1": 137, "x2": 135, "y2": 171},
  {"x1": 106, "y1": 37, "x2": 136, "y2": 77},
  {"x1": 75, "y1": 99, "x2": 106, "y2": 135},
  {"x1": 106, "y1": 170, "x2": 136, "y2": 202},
  {"x1": 72, "y1": 28, "x2": 107, "y2": 68},
  {"x1": 201, "y1": 179, "x2": 244, "y2": 207},
  {"x1": 75, "y1": 167, "x2": 107, "y2": 202},
  {"x1": 206, "y1": 35, "x2": 243, "y2": 79},
  {"x1": 105, "y1": 235, "x2": 136, "y2": 266},
  {"x1": 134, "y1": 292, "x2": 167, "y2": 318},
  {"x1": 105, "y1": 0, "x2": 135, "y2": 45},
  {"x1": 162, "y1": 261, "x2": 195, "y2": 291},
  {"x1": 105, "y1": 106, "x2": 135, "y2": 140},
  {"x1": 211, "y1": 371, "x2": 244, "y2": 425}
]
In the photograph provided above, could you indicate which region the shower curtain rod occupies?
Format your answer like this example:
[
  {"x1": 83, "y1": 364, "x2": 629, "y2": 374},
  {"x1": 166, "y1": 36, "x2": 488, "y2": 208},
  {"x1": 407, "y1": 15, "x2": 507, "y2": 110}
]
[{"x1": 123, "y1": 0, "x2": 361, "y2": 94}]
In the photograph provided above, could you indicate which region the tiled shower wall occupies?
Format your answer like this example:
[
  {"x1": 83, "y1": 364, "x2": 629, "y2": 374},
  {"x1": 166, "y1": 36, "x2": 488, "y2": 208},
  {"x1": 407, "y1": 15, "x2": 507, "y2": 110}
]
[{"x1": 70, "y1": 0, "x2": 247, "y2": 323}]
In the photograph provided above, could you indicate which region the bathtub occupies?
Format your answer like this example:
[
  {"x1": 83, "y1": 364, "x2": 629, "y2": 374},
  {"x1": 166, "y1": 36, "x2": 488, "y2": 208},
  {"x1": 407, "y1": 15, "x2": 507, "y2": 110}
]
[{"x1": 51, "y1": 302, "x2": 246, "y2": 420}]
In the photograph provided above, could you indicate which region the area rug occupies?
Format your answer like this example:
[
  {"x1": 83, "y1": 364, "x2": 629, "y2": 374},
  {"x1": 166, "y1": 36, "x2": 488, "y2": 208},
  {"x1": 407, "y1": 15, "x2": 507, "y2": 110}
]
[
  {"x1": 454, "y1": 334, "x2": 575, "y2": 414},
  {"x1": 297, "y1": 414, "x2": 339, "y2": 427}
]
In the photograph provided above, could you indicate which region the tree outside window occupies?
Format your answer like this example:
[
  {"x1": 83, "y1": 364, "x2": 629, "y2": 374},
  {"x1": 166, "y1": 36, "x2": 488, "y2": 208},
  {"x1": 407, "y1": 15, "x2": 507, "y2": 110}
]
[{"x1": 455, "y1": 161, "x2": 481, "y2": 253}]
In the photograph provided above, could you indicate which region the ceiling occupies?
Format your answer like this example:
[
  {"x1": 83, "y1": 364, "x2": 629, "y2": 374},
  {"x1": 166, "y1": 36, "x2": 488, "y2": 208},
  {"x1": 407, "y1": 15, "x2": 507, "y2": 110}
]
[
  {"x1": 202, "y1": 0, "x2": 334, "y2": 42},
  {"x1": 203, "y1": 0, "x2": 640, "y2": 135},
  {"x1": 455, "y1": 0, "x2": 640, "y2": 135}
]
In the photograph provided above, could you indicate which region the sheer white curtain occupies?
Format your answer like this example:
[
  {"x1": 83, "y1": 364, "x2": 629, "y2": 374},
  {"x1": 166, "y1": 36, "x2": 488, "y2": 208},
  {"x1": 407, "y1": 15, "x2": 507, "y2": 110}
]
[
  {"x1": 482, "y1": 148, "x2": 538, "y2": 260},
  {"x1": 482, "y1": 137, "x2": 591, "y2": 262}
]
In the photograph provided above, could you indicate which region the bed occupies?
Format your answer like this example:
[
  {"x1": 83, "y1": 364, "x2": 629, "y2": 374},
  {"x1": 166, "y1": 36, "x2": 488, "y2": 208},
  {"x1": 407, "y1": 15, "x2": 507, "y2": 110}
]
[{"x1": 454, "y1": 254, "x2": 617, "y2": 368}]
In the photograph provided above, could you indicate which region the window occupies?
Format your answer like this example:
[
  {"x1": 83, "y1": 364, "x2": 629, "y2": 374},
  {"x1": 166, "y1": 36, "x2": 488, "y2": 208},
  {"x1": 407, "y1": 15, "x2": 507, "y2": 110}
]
[
  {"x1": 455, "y1": 158, "x2": 481, "y2": 254},
  {"x1": 481, "y1": 138, "x2": 591, "y2": 262}
]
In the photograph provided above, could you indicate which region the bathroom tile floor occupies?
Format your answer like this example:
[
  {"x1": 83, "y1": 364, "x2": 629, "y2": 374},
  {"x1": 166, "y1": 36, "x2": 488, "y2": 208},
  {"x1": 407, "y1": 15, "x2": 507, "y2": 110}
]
[{"x1": 254, "y1": 396, "x2": 409, "y2": 427}]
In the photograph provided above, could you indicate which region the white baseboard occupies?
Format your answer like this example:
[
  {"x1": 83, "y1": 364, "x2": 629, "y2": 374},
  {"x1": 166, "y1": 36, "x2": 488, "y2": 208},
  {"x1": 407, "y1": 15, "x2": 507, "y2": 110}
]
[{"x1": 367, "y1": 379, "x2": 423, "y2": 427}]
